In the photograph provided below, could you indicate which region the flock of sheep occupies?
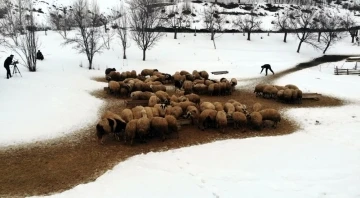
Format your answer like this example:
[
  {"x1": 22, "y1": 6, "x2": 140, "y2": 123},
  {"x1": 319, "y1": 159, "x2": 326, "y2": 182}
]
[
  {"x1": 95, "y1": 68, "x2": 283, "y2": 145},
  {"x1": 254, "y1": 83, "x2": 303, "y2": 104},
  {"x1": 105, "y1": 68, "x2": 238, "y2": 98}
]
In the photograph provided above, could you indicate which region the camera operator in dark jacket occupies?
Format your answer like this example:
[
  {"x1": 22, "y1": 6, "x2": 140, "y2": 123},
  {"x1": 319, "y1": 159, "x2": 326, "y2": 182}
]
[{"x1": 3, "y1": 54, "x2": 14, "y2": 79}]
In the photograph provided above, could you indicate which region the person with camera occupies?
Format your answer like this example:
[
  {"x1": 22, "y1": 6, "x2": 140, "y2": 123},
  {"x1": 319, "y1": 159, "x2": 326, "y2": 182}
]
[{"x1": 3, "y1": 54, "x2": 14, "y2": 79}]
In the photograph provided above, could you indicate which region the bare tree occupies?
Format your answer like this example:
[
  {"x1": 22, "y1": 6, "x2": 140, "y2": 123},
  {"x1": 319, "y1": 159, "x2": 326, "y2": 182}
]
[
  {"x1": 165, "y1": 1, "x2": 192, "y2": 39},
  {"x1": 63, "y1": 0, "x2": 106, "y2": 70},
  {"x1": 317, "y1": 11, "x2": 345, "y2": 54},
  {"x1": 203, "y1": 4, "x2": 225, "y2": 43},
  {"x1": 48, "y1": 5, "x2": 73, "y2": 38},
  {"x1": 128, "y1": 0, "x2": 165, "y2": 61},
  {"x1": 342, "y1": 12, "x2": 357, "y2": 43},
  {"x1": 289, "y1": 7, "x2": 320, "y2": 53},
  {"x1": 1, "y1": 0, "x2": 39, "y2": 71},
  {"x1": 112, "y1": 5, "x2": 130, "y2": 59},
  {"x1": 234, "y1": 10, "x2": 262, "y2": 41},
  {"x1": 273, "y1": 9, "x2": 291, "y2": 42}
]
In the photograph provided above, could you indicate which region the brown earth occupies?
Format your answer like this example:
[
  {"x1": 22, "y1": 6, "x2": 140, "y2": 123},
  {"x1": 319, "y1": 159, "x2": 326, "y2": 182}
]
[{"x1": 0, "y1": 55, "x2": 351, "y2": 197}]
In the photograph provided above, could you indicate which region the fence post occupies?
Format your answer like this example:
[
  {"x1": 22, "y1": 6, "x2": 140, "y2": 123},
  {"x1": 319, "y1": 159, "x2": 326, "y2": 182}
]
[
  {"x1": 335, "y1": 66, "x2": 338, "y2": 75},
  {"x1": 347, "y1": 69, "x2": 349, "y2": 75}
]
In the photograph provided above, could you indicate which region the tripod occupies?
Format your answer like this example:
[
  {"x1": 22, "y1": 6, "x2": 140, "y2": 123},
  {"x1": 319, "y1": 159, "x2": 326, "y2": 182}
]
[{"x1": 11, "y1": 62, "x2": 22, "y2": 77}]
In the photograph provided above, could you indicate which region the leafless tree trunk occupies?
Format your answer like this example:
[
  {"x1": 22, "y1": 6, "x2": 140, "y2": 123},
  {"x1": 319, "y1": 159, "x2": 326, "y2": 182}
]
[
  {"x1": 1, "y1": 0, "x2": 39, "y2": 71},
  {"x1": 165, "y1": 1, "x2": 192, "y2": 40},
  {"x1": 318, "y1": 11, "x2": 345, "y2": 54},
  {"x1": 112, "y1": 4, "x2": 130, "y2": 59},
  {"x1": 273, "y1": 9, "x2": 291, "y2": 43},
  {"x1": 128, "y1": 0, "x2": 165, "y2": 61},
  {"x1": 234, "y1": 10, "x2": 262, "y2": 41},
  {"x1": 342, "y1": 12, "x2": 357, "y2": 43},
  {"x1": 289, "y1": 6, "x2": 320, "y2": 53},
  {"x1": 203, "y1": 4, "x2": 225, "y2": 48},
  {"x1": 63, "y1": 0, "x2": 106, "y2": 69},
  {"x1": 0, "y1": 0, "x2": 24, "y2": 46}
]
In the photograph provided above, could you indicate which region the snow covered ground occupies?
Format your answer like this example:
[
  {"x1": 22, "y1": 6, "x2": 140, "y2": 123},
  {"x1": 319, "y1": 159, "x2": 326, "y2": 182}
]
[
  {"x1": 0, "y1": 31, "x2": 358, "y2": 147},
  {"x1": 29, "y1": 38, "x2": 360, "y2": 198}
]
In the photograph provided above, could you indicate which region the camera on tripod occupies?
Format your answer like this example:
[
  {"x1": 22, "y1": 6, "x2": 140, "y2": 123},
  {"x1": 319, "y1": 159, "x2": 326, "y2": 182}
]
[
  {"x1": 10, "y1": 60, "x2": 22, "y2": 77},
  {"x1": 11, "y1": 60, "x2": 19, "y2": 65}
]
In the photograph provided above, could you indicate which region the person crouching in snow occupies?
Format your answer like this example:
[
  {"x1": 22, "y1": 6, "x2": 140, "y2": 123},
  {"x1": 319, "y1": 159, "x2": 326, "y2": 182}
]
[
  {"x1": 260, "y1": 64, "x2": 274, "y2": 76},
  {"x1": 36, "y1": 50, "x2": 44, "y2": 60}
]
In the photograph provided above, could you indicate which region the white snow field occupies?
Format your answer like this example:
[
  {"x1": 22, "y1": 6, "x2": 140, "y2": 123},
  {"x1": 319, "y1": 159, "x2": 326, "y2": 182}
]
[
  {"x1": 0, "y1": 31, "x2": 358, "y2": 147},
  {"x1": 29, "y1": 41, "x2": 360, "y2": 198}
]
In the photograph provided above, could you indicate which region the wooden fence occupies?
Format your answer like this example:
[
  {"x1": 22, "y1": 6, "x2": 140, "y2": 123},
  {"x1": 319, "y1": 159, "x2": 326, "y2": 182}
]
[{"x1": 334, "y1": 67, "x2": 360, "y2": 75}]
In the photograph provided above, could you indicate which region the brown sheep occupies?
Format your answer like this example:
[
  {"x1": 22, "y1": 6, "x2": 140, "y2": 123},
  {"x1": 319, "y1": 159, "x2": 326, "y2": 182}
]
[
  {"x1": 180, "y1": 70, "x2": 190, "y2": 76},
  {"x1": 141, "y1": 69, "x2": 158, "y2": 76},
  {"x1": 254, "y1": 83, "x2": 268, "y2": 97},
  {"x1": 144, "y1": 107, "x2": 154, "y2": 119},
  {"x1": 213, "y1": 102, "x2": 224, "y2": 111},
  {"x1": 252, "y1": 103, "x2": 262, "y2": 112},
  {"x1": 151, "y1": 107, "x2": 160, "y2": 117},
  {"x1": 185, "y1": 93, "x2": 201, "y2": 105},
  {"x1": 106, "y1": 71, "x2": 121, "y2": 81},
  {"x1": 165, "y1": 115, "x2": 179, "y2": 138},
  {"x1": 154, "y1": 103, "x2": 167, "y2": 117},
  {"x1": 130, "y1": 70, "x2": 137, "y2": 78},
  {"x1": 176, "y1": 101, "x2": 196, "y2": 112},
  {"x1": 247, "y1": 112, "x2": 263, "y2": 130},
  {"x1": 192, "y1": 70, "x2": 201, "y2": 80},
  {"x1": 285, "y1": 84, "x2": 299, "y2": 90},
  {"x1": 182, "y1": 80, "x2": 193, "y2": 95},
  {"x1": 193, "y1": 83, "x2": 208, "y2": 95},
  {"x1": 283, "y1": 88, "x2": 293, "y2": 103},
  {"x1": 151, "y1": 84, "x2": 166, "y2": 93},
  {"x1": 185, "y1": 105, "x2": 200, "y2": 125},
  {"x1": 151, "y1": 117, "x2": 168, "y2": 141},
  {"x1": 263, "y1": 85, "x2": 278, "y2": 99},
  {"x1": 296, "y1": 89, "x2": 303, "y2": 104},
  {"x1": 199, "y1": 70, "x2": 209, "y2": 80},
  {"x1": 165, "y1": 105, "x2": 183, "y2": 119},
  {"x1": 108, "y1": 81, "x2": 120, "y2": 95},
  {"x1": 124, "y1": 119, "x2": 137, "y2": 145},
  {"x1": 224, "y1": 102, "x2": 235, "y2": 117},
  {"x1": 132, "y1": 106, "x2": 145, "y2": 119},
  {"x1": 232, "y1": 111, "x2": 247, "y2": 130},
  {"x1": 200, "y1": 102, "x2": 215, "y2": 112},
  {"x1": 148, "y1": 96, "x2": 161, "y2": 107},
  {"x1": 96, "y1": 111, "x2": 127, "y2": 144},
  {"x1": 259, "y1": 109, "x2": 281, "y2": 128},
  {"x1": 198, "y1": 109, "x2": 217, "y2": 130},
  {"x1": 155, "y1": 90, "x2": 170, "y2": 104},
  {"x1": 120, "y1": 108, "x2": 133, "y2": 123},
  {"x1": 178, "y1": 96, "x2": 189, "y2": 102},
  {"x1": 170, "y1": 94, "x2": 179, "y2": 102},
  {"x1": 216, "y1": 110, "x2": 228, "y2": 133},
  {"x1": 136, "y1": 110, "x2": 151, "y2": 142}
]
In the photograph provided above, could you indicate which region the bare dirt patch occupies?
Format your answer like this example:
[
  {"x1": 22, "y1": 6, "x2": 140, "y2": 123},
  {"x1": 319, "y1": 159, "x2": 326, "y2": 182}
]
[{"x1": 0, "y1": 88, "x2": 343, "y2": 197}]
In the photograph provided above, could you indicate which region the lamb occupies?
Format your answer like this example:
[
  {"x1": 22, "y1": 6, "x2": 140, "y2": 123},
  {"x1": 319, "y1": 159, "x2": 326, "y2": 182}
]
[
  {"x1": 182, "y1": 80, "x2": 193, "y2": 95},
  {"x1": 224, "y1": 102, "x2": 235, "y2": 117},
  {"x1": 198, "y1": 109, "x2": 217, "y2": 130},
  {"x1": 124, "y1": 119, "x2": 138, "y2": 145},
  {"x1": 259, "y1": 109, "x2": 281, "y2": 128},
  {"x1": 155, "y1": 90, "x2": 170, "y2": 104},
  {"x1": 136, "y1": 109, "x2": 151, "y2": 142},
  {"x1": 213, "y1": 102, "x2": 224, "y2": 111},
  {"x1": 165, "y1": 115, "x2": 179, "y2": 138},
  {"x1": 151, "y1": 117, "x2": 168, "y2": 141},
  {"x1": 199, "y1": 70, "x2": 209, "y2": 80},
  {"x1": 108, "y1": 81, "x2": 120, "y2": 95},
  {"x1": 247, "y1": 112, "x2": 263, "y2": 130},
  {"x1": 200, "y1": 102, "x2": 215, "y2": 112},
  {"x1": 216, "y1": 110, "x2": 228, "y2": 133},
  {"x1": 120, "y1": 108, "x2": 133, "y2": 123},
  {"x1": 151, "y1": 84, "x2": 167, "y2": 93},
  {"x1": 96, "y1": 111, "x2": 127, "y2": 144},
  {"x1": 148, "y1": 96, "x2": 160, "y2": 107},
  {"x1": 132, "y1": 106, "x2": 145, "y2": 119},
  {"x1": 232, "y1": 111, "x2": 247, "y2": 130},
  {"x1": 254, "y1": 83, "x2": 268, "y2": 97},
  {"x1": 285, "y1": 84, "x2": 299, "y2": 90},
  {"x1": 252, "y1": 102, "x2": 262, "y2": 112},
  {"x1": 185, "y1": 93, "x2": 201, "y2": 105}
]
